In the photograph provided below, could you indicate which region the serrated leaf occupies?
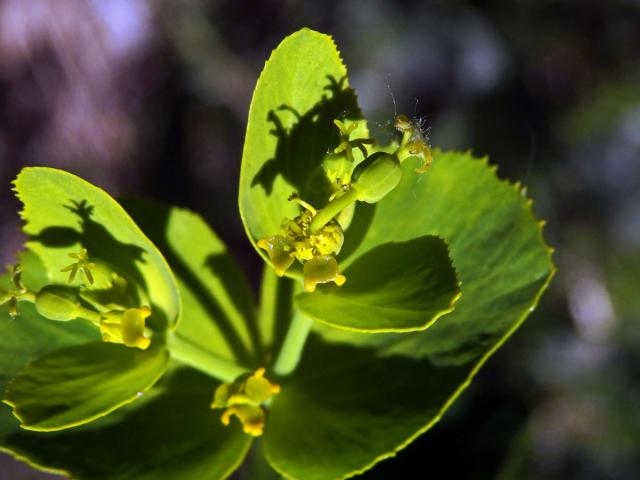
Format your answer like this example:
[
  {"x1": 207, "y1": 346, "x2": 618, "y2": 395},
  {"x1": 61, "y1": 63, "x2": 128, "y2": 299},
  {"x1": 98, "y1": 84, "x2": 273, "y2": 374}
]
[
  {"x1": 4, "y1": 343, "x2": 168, "y2": 431},
  {"x1": 2, "y1": 367, "x2": 252, "y2": 480},
  {"x1": 239, "y1": 28, "x2": 368, "y2": 264},
  {"x1": 123, "y1": 200, "x2": 259, "y2": 365},
  {"x1": 295, "y1": 236, "x2": 460, "y2": 332},
  {"x1": 14, "y1": 167, "x2": 180, "y2": 330},
  {"x1": 264, "y1": 151, "x2": 554, "y2": 479}
]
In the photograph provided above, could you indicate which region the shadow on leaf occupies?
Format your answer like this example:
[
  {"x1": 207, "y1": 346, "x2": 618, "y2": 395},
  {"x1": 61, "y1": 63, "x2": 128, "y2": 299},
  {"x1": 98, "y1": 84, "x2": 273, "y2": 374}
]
[
  {"x1": 251, "y1": 75, "x2": 364, "y2": 206},
  {"x1": 27, "y1": 199, "x2": 174, "y2": 329},
  {"x1": 123, "y1": 199, "x2": 257, "y2": 365}
]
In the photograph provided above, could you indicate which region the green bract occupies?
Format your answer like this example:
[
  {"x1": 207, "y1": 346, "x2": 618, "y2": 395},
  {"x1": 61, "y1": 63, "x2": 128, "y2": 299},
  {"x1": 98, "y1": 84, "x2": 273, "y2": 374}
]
[
  {"x1": 15, "y1": 167, "x2": 180, "y2": 329},
  {"x1": 0, "y1": 28, "x2": 554, "y2": 480}
]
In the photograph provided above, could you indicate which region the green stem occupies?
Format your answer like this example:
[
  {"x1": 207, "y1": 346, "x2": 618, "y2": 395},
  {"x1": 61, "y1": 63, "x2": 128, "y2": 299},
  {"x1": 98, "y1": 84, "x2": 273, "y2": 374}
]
[
  {"x1": 402, "y1": 129, "x2": 412, "y2": 147},
  {"x1": 273, "y1": 309, "x2": 312, "y2": 377},
  {"x1": 76, "y1": 305, "x2": 103, "y2": 326},
  {"x1": 309, "y1": 187, "x2": 359, "y2": 233},
  {"x1": 258, "y1": 266, "x2": 278, "y2": 342},
  {"x1": 168, "y1": 332, "x2": 249, "y2": 383}
]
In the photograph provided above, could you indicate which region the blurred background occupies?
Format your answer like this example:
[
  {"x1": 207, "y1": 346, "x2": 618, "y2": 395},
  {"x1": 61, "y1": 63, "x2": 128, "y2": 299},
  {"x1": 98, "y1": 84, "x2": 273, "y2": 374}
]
[{"x1": 0, "y1": 0, "x2": 639, "y2": 478}]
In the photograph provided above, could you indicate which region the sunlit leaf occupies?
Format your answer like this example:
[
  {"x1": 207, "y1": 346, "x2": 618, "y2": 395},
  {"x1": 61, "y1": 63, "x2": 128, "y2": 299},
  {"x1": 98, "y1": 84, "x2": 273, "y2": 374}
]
[
  {"x1": 239, "y1": 28, "x2": 368, "y2": 265},
  {"x1": 14, "y1": 167, "x2": 181, "y2": 330}
]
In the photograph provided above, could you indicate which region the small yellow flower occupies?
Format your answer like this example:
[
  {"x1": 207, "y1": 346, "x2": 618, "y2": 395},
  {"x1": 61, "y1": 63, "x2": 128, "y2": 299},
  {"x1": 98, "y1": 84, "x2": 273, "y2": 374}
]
[
  {"x1": 257, "y1": 235, "x2": 294, "y2": 277},
  {"x1": 257, "y1": 194, "x2": 346, "y2": 289},
  {"x1": 220, "y1": 405, "x2": 265, "y2": 436},
  {"x1": 100, "y1": 306, "x2": 151, "y2": 350},
  {"x1": 303, "y1": 255, "x2": 346, "y2": 292},
  {"x1": 210, "y1": 368, "x2": 280, "y2": 437}
]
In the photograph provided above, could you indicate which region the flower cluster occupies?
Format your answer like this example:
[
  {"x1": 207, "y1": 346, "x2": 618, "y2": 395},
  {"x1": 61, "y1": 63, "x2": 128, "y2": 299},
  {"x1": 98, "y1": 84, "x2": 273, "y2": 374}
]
[
  {"x1": 210, "y1": 368, "x2": 281, "y2": 436},
  {"x1": 1, "y1": 248, "x2": 152, "y2": 350},
  {"x1": 258, "y1": 115, "x2": 432, "y2": 290}
]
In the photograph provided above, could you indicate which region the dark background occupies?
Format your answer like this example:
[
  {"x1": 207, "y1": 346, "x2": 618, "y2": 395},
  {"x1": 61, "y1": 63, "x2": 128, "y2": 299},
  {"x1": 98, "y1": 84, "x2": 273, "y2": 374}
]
[{"x1": 1, "y1": 1, "x2": 639, "y2": 479}]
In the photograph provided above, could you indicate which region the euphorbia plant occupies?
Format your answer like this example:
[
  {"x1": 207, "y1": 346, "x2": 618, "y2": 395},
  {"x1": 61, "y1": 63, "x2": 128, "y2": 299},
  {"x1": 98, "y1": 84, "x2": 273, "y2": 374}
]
[{"x1": 0, "y1": 29, "x2": 553, "y2": 479}]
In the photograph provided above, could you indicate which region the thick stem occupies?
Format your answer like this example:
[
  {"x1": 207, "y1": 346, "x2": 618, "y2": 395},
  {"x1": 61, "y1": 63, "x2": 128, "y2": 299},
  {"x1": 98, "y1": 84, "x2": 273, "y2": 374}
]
[
  {"x1": 168, "y1": 332, "x2": 249, "y2": 383},
  {"x1": 309, "y1": 187, "x2": 359, "y2": 233},
  {"x1": 273, "y1": 309, "x2": 312, "y2": 377}
]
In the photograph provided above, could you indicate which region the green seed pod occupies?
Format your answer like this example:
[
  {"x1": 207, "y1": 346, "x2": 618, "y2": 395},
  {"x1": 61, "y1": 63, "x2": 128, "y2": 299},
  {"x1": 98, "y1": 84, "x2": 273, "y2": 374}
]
[
  {"x1": 35, "y1": 286, "x2": 80, "y2": 321},
  {"x1": 351, "y1": 152, "x2": 402, "y2": 204}
]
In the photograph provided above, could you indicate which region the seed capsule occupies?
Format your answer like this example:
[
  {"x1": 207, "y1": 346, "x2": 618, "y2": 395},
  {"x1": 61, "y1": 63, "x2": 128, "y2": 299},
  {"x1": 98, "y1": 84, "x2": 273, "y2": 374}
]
[
  {"x1": 35, "y1": 286, "x2": 80, "y2": 322},
  {"x1": 351, "y1": 152, "x2": 402, "y2": 204}
]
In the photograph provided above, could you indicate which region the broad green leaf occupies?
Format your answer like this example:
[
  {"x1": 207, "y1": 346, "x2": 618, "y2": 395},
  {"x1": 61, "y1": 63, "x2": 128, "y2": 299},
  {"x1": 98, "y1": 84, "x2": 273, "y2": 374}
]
[
  {"x1": 295, "y1": 236, "x2": 460, "y2": 332},
  {"x1": 319, "y1": 151, "x2": 555, "y2": 362},
  {"x1": 2, "y1": 367, "x2": 252, "y2": 480},
  {"x1": 264, "y1": 151, "x2": 554, "y2": 479},
  {"x1": 265, "y1": 336, "x2": 468, "y2": 480},
  {"x1": 239, "y1": 28, "x2": 368, "y2": 266},
  {"x1": 14, "y1": 167, "x2": 181, "y2": 330},
  {"x1": 4, "y1": 342, "x2": 168, "y2": 431},
  {"x1": 123, "y1": 200, "x2": 259, "y2": 366}
]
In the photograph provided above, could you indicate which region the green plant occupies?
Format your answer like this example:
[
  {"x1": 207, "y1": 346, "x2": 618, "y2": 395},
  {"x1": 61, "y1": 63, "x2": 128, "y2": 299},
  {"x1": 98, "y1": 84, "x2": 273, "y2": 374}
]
[{"x1": 0, "y1": 28, "x2": 553, "y2": 479}]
